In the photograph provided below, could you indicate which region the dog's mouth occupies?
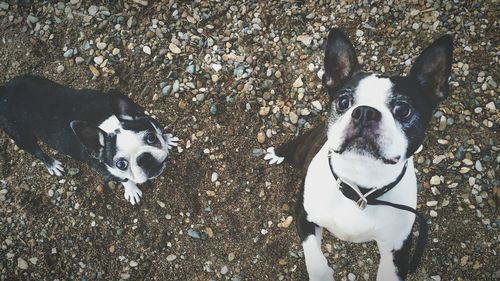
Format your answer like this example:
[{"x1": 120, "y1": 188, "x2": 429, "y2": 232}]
[
  {"x1": 147, "y1": 159, "x2": 167, "y2": 179},
  {"x1": 333, "y1": 135, "x2": 400, "y2": 165}
]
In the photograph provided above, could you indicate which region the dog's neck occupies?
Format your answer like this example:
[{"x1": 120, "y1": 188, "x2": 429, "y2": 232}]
[{"x1": 328, "y1": 149, "x2": 411, "y2": 189}]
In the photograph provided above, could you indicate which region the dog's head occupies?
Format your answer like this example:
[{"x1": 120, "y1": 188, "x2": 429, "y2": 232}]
[
  {"x1": 324, "y1": 29, "x2": 453, "y2": 165},
  {"x1": 71, "y1": 92, "x2": 170, "y2": 183}
]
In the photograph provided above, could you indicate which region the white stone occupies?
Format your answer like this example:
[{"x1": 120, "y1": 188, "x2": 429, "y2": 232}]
[
  {"x1": 143, "y1": 45, "x2": 151, "y2": 55},
  {"x1": 17, "y1": 258, "x2": 28, "y2": 269},
  {"x1": 485, "y1": 101, "x2": 496, "y2": 112},
  {"x1": 96, "y1": 42, "x2": 107, "y2": 50},
  {"x1": 292, "y1": 77, "x2": 303, "y2": 88},
  {"x1": 312, "y1": 100, "x2": 322, "y2": 110},
  {"x1": 88, "y1": 5, "x2": 98, "y2": 16},
  {"x1": 289, "y1": 111, "x2": 298, "y2": 124},
  {"x1": 94, "y1": 56, "x2": 104, "y2": 65},
  {"x1": 220, "y1": 265, "x2": 229, "y2": 275},
  {"x1": 75, "y1": 57, "x2": 84, "y2": 64},
  {"x1": 169, "y1": 42, "x2": 181, "y2": 54},
  {"x1": 426, "y1": 200, "x2": 438, "y2": 207},
  {"x1": 166, "y1": 254, "x2": 177, "y2": 262},
  {"x1": 211, "y1": 172, "x2": 218, "y2": 182},
  {"x1": 211, "y1": 63, "x2": 222, "y2": 72},
  {"x1": 297, "y1": 35, "x2": 313, "y2": 46},
  {"x1": 430, "y1": 175, "x2": 441, "y2": 185}
]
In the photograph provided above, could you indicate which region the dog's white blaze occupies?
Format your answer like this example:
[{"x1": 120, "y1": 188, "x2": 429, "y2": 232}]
[
  {"x1": 98, "y1": 115, "x2": 121, "y2": 133},
  {"x1": 355, "y1": 75, "x2": 392, "y2": 108}
]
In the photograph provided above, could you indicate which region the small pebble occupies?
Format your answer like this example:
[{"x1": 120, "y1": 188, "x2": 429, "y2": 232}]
[
  {"x1": 17, "y1": 258, "x2": 28, "y2": 270},
  {"x1": 430, "y1": 175, "x2": 441, "y2": 185},
  {"x1": 166, "y1": 254, "x2": 177, "y2": 262},
  {"x1": 257, "y1": 131, "x2": 266, "y2": 144},
  {"x1": 96, "y1": 42, "x2": 107, "y2": 50},
  {"x1": 88, "y1": 5, "x2": 98, "y2": 16},
  {"x1": 211, "y1": 172, "x2": 218, "y2": 182},
  {"x1": 169, "y1": 43, "x2": 181, "y2": 54},
  {"x1": 292, "y1": 77, "x2": 303, "y2": 88}
]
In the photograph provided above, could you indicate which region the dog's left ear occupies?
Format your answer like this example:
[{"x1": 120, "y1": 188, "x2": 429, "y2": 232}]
[
  {"x1": 323, "y1": 28, "x2": 360, "y2": 91},
  {"x1": 410, "y1": 34, "x2": 453, "y2": 103},
  {"x1": 70, "y1": 121, "x2": 107, "y2": 158},
  {"x1": 109, "y1": 89, "x2": 145, "y2": 120}
]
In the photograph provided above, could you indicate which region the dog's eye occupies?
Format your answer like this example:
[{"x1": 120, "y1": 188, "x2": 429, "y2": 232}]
[
  {"x1": 145, "y1": 133, "x2": 157, "y2": 145},
  {"x1": 337, "y1": 95, "x2": 353, "y2": 111},
  {"x1": 392, "y1": 102, "x2": 412, "y2": 119},
  {"x1": 115, "y1": 158, "x2": 128, "y2": 170}
]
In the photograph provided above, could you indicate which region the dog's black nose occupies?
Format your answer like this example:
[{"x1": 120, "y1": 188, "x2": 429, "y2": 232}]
[
  {"x1": 351, "y1": 106, "x2": 381, "y2": 124},
  {"x1": 136, "y1": 153, "x2": 154, "y2": 168}
]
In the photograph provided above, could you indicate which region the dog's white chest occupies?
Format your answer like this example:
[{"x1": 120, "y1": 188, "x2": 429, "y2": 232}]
[{"x1": 303, "y1": 146, "x2": 417, "y2": 243}]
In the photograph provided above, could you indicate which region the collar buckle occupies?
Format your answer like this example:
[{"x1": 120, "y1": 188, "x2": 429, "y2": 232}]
[
  {"x1": 356, "y1": 196, "x2": 368, "y2": 210},
  {"x1": 336, "y1": 178, "x2": 378, "y2": 210}
]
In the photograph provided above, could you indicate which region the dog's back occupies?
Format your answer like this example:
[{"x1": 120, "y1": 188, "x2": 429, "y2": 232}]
[{"x1": 0, "y1": 75, "x2": 114, "y2": 159}]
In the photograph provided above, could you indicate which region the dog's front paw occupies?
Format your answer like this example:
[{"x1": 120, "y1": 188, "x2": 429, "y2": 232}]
[
  {"x1": 309, "y1": 267, "x2": 334, "y2": 281},
  {"x1": 123, "y1": 182, "x2": 142, "y2": 205},
  {"x1": 264, "y1": 147, "x2": 284, "y2": 165},
  {"x1": 46, "y1": 159, "x2": 65, "y2": 177},
  {"x1": 164, "y1": 133, "x2": 179, "y2": 151}
]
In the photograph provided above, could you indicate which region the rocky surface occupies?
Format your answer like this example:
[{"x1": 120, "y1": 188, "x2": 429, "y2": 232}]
[{"x1": 0, "y1": 1, "x2": 498, "y2": 280}]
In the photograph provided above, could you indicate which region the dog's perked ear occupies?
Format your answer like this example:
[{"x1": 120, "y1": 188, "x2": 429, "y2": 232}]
[
  {"x1": 410, "y1": 34, "x2": 453, "y2": 104},
  {"x1": 108, "y1": 89, "x2": 145, "y2": 120},
  {"x1": 323, "y1": 28, "x2": 360, "y2": 92},
  {"x1": 70, "y1": 121, "x2": 106, "y2": 158}
]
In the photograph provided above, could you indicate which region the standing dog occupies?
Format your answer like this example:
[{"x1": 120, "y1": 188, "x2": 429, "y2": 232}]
[
  {"x1": 265, "y1": 29, "x2": 452, "y2": 280},
  {"x1": 0, "y1": 75, "x2": 178, "y2": 205}
]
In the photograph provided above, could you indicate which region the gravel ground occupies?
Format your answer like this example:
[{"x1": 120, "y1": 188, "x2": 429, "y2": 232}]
[{"x1": 0, "y1": 1, "x2": 498, "y2": 280}]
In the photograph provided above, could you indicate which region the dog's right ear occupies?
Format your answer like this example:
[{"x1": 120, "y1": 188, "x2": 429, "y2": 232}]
[
  {"x1": 70, "y1": 121, "x2": 106, "y2": 158},
  {"x1": 323, "y1": 28, "x2": 360, "y2": 91},
  {"x1": 108, "y1": 90, "x2": 145, "y2": 120}
]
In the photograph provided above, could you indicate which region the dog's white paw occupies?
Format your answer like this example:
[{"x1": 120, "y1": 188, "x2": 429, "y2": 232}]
[
  {"x1": 164, "y1": 133, "x2": 179, "y2": 151},
  {"x1": 264, "y1": 147, "x2": 284, "y2": 165},
  {"x1": 46, "y1": 159, "x2": 65, "y2": 177},
  {"x1": 309, "y1": 267, "x2": 334, "y2": 281},
  {"x1": 123, "y1": 182, "x2": 142, "y2": 205}
]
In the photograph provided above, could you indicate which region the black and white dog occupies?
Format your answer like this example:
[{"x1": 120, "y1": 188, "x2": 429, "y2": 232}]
[
  {"x1": 265, "y1": 29, "x2": 453, "y2": 280},
  {"x1": 0, "y1": 75, "x2": 178, "y2": 205}
]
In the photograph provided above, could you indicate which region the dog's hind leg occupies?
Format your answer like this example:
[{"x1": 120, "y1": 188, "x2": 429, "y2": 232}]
[
  {"x1": 376, "y1": 235, "x2": 412, "y2": 281},
  {"x1": 1, "y1": 124, "x2": 64, "y2": 177},
  {"x1": 298, "y1": 205, "x2": 334, "y2": 281}
]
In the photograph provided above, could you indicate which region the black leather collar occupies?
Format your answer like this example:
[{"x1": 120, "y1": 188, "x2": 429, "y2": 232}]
[{"x1": 328, "y1": 154, "x2": 408, "y2": 209}]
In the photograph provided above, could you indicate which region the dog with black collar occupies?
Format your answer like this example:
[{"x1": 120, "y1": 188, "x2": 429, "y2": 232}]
[{"x1": 265, "y1": 29, "x2": 453, "y2": 280}]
